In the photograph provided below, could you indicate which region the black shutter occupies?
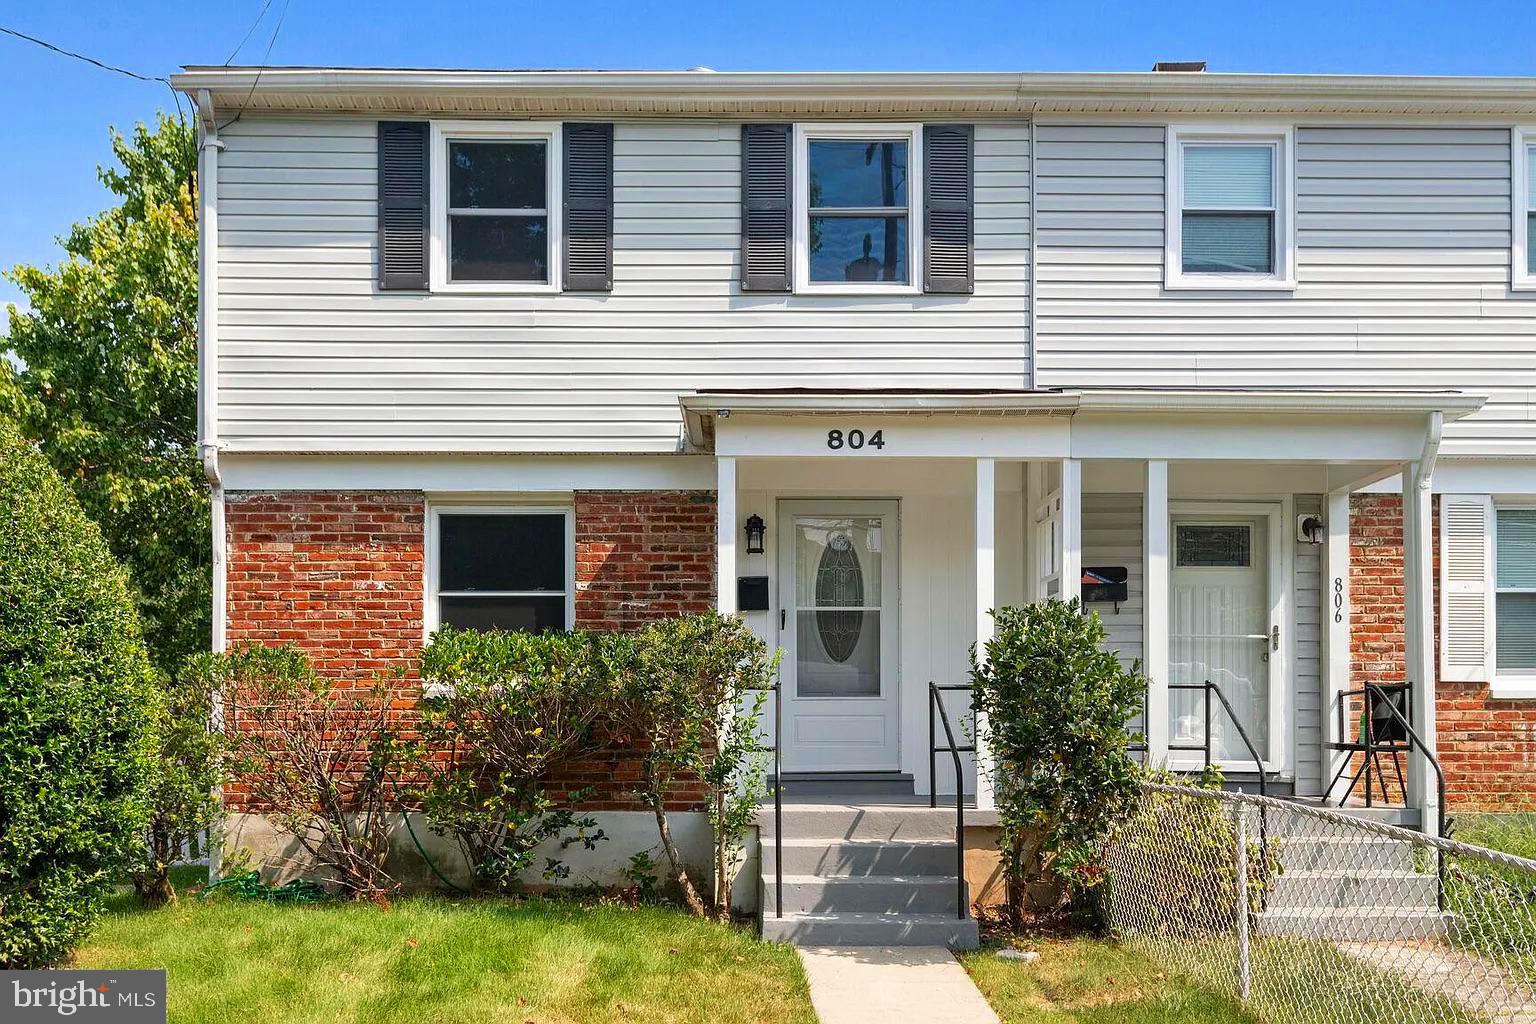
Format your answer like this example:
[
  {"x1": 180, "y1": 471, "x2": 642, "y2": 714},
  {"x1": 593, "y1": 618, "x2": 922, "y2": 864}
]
[
  {"x1": 377, "y1": 121, "x2": 429, "y2": 290},
  {"x1": 740, "y1": 124, "x2": 793, "y2": 292},
  {"x1": 923, "y1": 124, "x2": 974, "y2": 294},
  {"x1": 563, "y1": 123, "x2": 614, "y2": 291}
]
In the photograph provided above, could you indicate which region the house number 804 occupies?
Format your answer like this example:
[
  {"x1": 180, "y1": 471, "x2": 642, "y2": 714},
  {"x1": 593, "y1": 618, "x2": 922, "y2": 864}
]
[{"x1": 827, "y1": 429, "x2": 885, "y2": 451}]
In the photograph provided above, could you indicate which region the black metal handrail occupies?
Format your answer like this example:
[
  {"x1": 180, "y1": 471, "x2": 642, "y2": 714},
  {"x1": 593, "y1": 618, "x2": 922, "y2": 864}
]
[
  {"x1": 928, "y1": 682, "x2": 974, "y2": 921},
  {"x1": 1364, "y1": 681, "x2": 1449, "y2": 910},
  {"x1": 746, "y1": 682, "x2": 782, "y2": 919},
  {"x1": 1167, "y1": 681, "x2": 1272, "y2": 801}
]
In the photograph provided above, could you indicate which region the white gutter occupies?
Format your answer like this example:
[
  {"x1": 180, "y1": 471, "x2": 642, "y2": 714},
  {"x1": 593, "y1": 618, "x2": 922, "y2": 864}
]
[{"x1": 169, "y1": 67, "x2": 1536, "y2": 115}]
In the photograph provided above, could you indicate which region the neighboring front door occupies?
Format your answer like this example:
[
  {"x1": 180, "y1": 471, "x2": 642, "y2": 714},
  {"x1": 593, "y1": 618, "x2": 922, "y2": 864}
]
[
  {"x1": 1168, "y1": 506, "x2": 1284, "y2": 770},
  {"x1": 778, "y1": 500, "x2": 900, "y2": 772}
]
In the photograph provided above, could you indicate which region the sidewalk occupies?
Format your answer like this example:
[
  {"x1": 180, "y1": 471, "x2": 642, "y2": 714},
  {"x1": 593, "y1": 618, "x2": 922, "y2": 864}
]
[{"x1": 797, "y1": 946, "x2": 1001, "y2": 1024}]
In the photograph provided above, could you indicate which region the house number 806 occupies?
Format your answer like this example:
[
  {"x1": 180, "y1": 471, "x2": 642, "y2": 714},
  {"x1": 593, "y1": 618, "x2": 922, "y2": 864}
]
[{"x1": 827, "y1": 429, "x2": 885, "y2": 451}]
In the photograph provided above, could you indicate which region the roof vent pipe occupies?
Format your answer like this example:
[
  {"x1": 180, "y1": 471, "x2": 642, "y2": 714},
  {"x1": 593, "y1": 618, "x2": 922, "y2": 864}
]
[{"x1": 1152, "y1": 61, "x2": 1208, "y2": 72}]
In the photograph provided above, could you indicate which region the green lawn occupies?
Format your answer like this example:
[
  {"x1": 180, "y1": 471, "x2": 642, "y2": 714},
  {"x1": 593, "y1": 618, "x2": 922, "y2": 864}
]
[
  {"x1": 76, "y1": 885, "x2": 815, "y2": 1024},
  {"x1": 960, "y1": 939, "x2": 1255, "y2": 1024}
]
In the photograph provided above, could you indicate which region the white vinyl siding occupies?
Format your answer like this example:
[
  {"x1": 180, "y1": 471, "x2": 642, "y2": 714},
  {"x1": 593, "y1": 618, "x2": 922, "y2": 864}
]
[
  {"x1": 1035, "y1": 124, "x2": 1530, "y2": 458},
  {"x1": 215, "y1": 117, "x2": 1030, "y2": 454}
]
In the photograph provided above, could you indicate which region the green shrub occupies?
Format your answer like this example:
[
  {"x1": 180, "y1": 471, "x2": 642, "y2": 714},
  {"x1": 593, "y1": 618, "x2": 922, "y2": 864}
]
[
  {"x1": 612, "y1": 612, "x2": 776, "y2": 920},
  {"x1": 414, "y1": 627, "x2": 617, "y2": 892},
  {"x1": 0, "y1": 424, "x2": 160, "y2": 967},
  {"x1": 132, "y1": 654, "x2": 225, "y2": 907},
  {"x1": 972, "y1": 600, "x2": 1144, "y2": 918},
  {"x1": 219, "y1": 644, "x2": 399, "y2": 902}
]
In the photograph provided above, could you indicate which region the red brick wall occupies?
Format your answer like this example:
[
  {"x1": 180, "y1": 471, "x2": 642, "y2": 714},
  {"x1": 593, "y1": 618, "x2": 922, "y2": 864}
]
[
  {"x1": 574, "y1": 490, "x2": 716, "y2": 629},
  {"x1": 1349, "y1": 494, "x2": 1536, "y2": 810},
  {"x1": 224, "y1": 488, "x2": 716, "y2": 814}
]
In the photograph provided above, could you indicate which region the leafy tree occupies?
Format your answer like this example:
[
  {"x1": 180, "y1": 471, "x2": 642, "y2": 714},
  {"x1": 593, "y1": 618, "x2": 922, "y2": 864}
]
[
  {"x1": 0, "y1": 422, "x2": 161, "y2": 967},
  {"x1": 972, "y1": 599, "x2": 1145, "y2": 923},
  {"x1": 2, "y1": 113, "x2": 205, "y2": 674}
]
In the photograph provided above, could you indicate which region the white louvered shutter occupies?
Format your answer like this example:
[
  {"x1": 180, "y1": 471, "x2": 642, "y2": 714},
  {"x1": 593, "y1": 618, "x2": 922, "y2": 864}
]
[{"x1": 1440, "y1": 494, "x2": 1495, "y2": 682}]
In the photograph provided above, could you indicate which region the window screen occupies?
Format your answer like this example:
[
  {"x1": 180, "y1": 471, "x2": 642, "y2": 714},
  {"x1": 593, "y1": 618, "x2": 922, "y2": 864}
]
[
  {"x1": 808, "y1": 139, "x2": 910, "y2": 283},
  {"x1": 1496, "y1": 508, "x2": 1536, "y2": 671},
  {"x1": 1182, "y1": 144, "x2": 1275, "y2": 275},
  {"x1": 436, "y1": 512, "x2": 569, "y2": 633},
  {"x1": 446, "y1": 140, "x2": 549, "y2": 283}
]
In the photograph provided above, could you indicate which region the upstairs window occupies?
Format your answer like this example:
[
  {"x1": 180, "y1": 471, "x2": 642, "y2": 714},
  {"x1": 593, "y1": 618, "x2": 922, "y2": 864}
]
[
  {"x1": 427, "y1": 507, "x2": 573, "y2": 634},
  {"x1": 1516, "y1": 129, "x2": 1536, "y2": 290},
  {"x1": 794, "y1": 124, "x2": 922, "y2": 293},
  {"x1": 429, "y1": 122, "x2": 561, "y2": 292},
  {"x1": 1167, "y1": 127, "x2": 1294, "y2": 290}
]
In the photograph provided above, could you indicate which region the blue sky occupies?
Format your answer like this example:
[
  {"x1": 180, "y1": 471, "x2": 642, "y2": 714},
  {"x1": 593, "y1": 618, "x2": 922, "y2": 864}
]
[{"x1": 3, "y1": 0, "x2": 1534, "y2": 313}]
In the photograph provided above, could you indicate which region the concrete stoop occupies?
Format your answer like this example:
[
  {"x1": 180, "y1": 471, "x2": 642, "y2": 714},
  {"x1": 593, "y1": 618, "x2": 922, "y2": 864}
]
[{"x1": 758, "y1": 804, "x2": 980, "y2": 949}]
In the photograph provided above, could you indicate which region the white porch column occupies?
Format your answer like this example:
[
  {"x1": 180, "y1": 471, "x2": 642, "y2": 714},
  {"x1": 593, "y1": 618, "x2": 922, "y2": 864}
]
[
  {"x1": 1403, "y1": 461, "x2": 1440, "y2": 832},
  {"x1": 1143, "y1": 460, "x2": 1170, "y2": 765},
  {"x1": 1060, "y1": 458, "x2": 1083, "y2": 603},
  {"x1": 716, "y1": 456, "x2": 737, "y2": 615},
  {"x1": 974, "y1": 457, "x2": 997, "y2": 809},
  {"x1": 1322, "y1": 487, "x2": 1353, "y2": 802}
]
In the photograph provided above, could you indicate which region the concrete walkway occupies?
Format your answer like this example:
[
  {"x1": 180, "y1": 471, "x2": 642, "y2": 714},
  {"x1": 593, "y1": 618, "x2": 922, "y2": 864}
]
[{"x1": 797, "y1": 946, "x2": 1002, "y2": 1024}]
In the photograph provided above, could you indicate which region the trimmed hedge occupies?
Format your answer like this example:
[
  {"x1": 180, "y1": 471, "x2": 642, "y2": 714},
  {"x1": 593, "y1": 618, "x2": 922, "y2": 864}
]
[{"x1": 0, "y1": 424, "x2": 160, "y2": 967}]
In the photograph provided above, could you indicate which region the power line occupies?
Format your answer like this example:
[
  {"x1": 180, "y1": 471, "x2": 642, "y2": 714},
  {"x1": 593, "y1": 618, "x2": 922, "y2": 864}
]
[
  {"x1": 0, "y1": 25, "x2": 167, "y2": 83},
  {"x1": 217, "y1": 0, "x2": 293, "y2": 132},
  {"x1": 225, "y1": 0, "x2": 276, "y2": 66}
]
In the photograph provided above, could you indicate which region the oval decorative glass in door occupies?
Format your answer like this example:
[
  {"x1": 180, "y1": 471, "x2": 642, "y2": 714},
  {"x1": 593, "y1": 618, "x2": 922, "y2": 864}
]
[{"x1": 794, "y1": 517, "x2": 883, "y2": 697}]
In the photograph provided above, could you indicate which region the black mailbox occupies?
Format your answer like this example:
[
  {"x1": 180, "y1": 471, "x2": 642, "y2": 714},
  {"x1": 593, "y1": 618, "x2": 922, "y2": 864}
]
[
  {"x1": 1082, "y1": 566, "x2": 1129, "y2": 605},
  {"x1": 737, "y1": 576, "x2": 770, "y2": 612}
]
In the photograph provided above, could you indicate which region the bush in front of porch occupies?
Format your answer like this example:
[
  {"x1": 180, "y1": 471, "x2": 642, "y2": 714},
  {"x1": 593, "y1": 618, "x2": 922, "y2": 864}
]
[{"x1": 973, "y1": 599, "x2": 1146, "y2": 924}]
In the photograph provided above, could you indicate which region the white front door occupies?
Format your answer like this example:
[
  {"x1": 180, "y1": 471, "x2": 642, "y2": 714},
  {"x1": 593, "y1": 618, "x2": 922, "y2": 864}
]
[
  {"x1": 1168, "y1": 506, "x2": 1284, "y2": 770},
  {"x1": 778, "y1": 500, "x2": 900, "y2": 772}
]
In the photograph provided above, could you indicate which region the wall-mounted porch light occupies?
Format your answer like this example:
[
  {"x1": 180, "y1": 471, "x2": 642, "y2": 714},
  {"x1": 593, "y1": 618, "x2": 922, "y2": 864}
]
[{"x1": 745, "y1": 513, "x2": 766, "y2": 555}]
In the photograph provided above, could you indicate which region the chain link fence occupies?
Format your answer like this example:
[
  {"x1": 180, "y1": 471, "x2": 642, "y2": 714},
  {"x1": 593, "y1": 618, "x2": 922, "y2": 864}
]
[{"x1": 1103, "y1": 783, "x2": 1536, "y2": 1024}]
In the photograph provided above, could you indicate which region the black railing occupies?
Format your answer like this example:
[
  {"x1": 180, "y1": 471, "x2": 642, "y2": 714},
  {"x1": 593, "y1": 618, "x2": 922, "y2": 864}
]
[
  {"x1": 1363, "y1": 682, "x2": 1449, "y2": 910},
  {"x1": 1167, "y1": 680, "x2": 1272, "y2": 801},
  {"x1": 747, "y1": 682, "x2": 783, "y2": 919},
  {"x1": 928, "y1": 682, "x2": 974, "y2": 921}
]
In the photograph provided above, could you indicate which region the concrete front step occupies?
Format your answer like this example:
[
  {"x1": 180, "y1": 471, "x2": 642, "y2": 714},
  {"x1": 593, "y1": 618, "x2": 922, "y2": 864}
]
[
  {"x1": 763, "y1": 838, "x2": 959, "y2": 878},
  {"x1": 1274, "y1": 835, "x2": 1417, "y2": 872},
  {"x1": 758, "y1": 804, "x2": 961, "y2": 843},
  {"x1": 1256, "y1": 905, "x2": 1451, "y2": 940},
  {"x1": 1267, "y1": 869, "x2": 1439, "y2": 909},
  {"x1": 763, "y1": 874, "x2": 966, "y2": 916},
  {"x1": 761, "y1": 911, "x2": 980, "y2": 948},
  {"x1": 777, "y1": 772, "x2": 917, "y2": 798}
]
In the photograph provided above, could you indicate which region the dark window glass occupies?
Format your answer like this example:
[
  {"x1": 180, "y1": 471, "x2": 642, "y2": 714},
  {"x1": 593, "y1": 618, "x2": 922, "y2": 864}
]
[
  {"x1": 441, "y1": 596, "x2": 566, "y2": 633},
  {"x1": 449, "y1": 216, "x2": 549, "y2": 282},
  {"x1": 1182, "y1": 212, "x2": 1273, "y2": 274},
  {"x1": 809, "y1": 216, "x2": 908, "y2": 283},
  {"x1": 1176, "y1": 525, "x2": 1252, "y2": 568},
  {"x1": 808, "y1": 140, "x2": 908, "y2": 208},
  {"x1": 448, "y1": 141, "x2": 546, "y2": 210},
  {"x1": 439, "y1": 513, "x2": 565, "y2": 592}
]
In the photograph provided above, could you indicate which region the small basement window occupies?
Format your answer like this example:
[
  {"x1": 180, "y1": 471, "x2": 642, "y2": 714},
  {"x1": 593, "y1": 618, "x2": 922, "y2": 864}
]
[
  {"x1": 430, "y1": 121, "x2": 561, "y2": 292},
  {"x1": 1167, "y1": 127, "x2": 1294, "y2": 290},
  {"x1": 794, "y1": 123, "x2": 922, "y2": 293},
  {"x1": 427, "y1": 507, "x2": 574, "y2": 634}
]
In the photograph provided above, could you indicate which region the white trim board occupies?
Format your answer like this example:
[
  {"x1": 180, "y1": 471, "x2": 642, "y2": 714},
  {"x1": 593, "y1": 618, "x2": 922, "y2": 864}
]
[{"x1": 218, "y1": 454, "x2": 716, "y2": 492}]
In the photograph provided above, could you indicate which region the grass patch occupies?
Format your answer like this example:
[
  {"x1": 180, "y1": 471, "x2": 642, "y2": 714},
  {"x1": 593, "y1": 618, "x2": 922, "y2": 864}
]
[
  {"x1": 76, "y1": 890, "x2": 814, "y2": 1024},
  {"x1": 960, "y1": 938, "x2": 1254, "y2": 1024}
]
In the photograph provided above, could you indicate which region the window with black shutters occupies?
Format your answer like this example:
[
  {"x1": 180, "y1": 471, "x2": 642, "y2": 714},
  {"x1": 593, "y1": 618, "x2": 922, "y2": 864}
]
[{"x1": 429, "y1": 508, "x2": 573, "y2": 634}]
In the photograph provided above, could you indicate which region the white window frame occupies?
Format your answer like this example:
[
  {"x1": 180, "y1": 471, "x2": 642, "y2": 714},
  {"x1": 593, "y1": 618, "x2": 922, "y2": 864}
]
[
  {"x1": 429, "y1": 120, "x2": 562, "y2": 294},
  {"x1": 793, "y1": 122, "x2": 923, "y2": 296},
  {"x1": 1492, "y1": 500, "x2": 1536, "y2": 697},
  {"x1": 423, "y1": 502, "x2": 576, "y2": 640},
  {"x1": 1165, "y1": 124, "x2": 1297, "y2": 291},
  {"x1": 1514, "y1": 127, "x2": 1536, "y2": 292}
]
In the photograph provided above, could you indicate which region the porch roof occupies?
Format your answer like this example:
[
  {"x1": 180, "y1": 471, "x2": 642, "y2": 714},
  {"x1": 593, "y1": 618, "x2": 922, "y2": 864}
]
[{"x1": 678, "y1": 386, "x2": 1484, "y2": 451}]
